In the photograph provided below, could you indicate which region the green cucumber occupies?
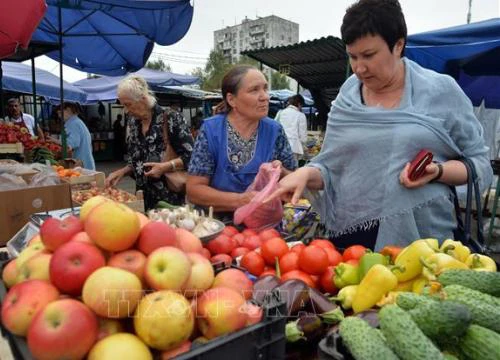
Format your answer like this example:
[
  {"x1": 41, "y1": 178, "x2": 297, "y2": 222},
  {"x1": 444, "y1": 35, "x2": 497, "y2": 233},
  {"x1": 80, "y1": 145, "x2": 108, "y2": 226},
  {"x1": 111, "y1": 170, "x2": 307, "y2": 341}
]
[
  {"x1": 459, "y1": 325, "x2": 500, "y2": 360},
  {"x1": 438, "y1": 269, "x2": 500, "y2": 296}
]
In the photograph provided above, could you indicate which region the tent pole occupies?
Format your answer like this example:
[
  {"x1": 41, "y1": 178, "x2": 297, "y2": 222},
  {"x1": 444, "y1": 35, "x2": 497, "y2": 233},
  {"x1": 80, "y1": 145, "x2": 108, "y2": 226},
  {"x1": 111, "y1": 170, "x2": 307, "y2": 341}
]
[
  {"x1": 31, "y1": 58, "x2": 38, "y2": 129},
  {"x1": 58, "y1": 4, "x2": 67, "y2": 158}
]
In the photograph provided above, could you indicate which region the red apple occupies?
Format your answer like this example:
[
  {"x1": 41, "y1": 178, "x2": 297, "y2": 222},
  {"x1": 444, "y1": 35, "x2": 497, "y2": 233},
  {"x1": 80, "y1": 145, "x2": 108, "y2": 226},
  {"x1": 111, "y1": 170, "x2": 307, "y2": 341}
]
[
  {"x1": 195, "y1": 287, "x2": 247, "y2": 339},
  {"x1": 70, "y1": 231, "x2": 93, "y2": 244},
  {"x1": 1, "y1": 280, "x2": 59, "y2": 336},
  {"x1": 136, "y1": 211, "x2": 150, "y2": 229},
  {"x1": 137, "y1": 221, "x2": 177, "y2": 255},
  {"x1": 50, "y1": 241, "x2": 106, "y2": 296},
  {"x1": 176, "y1": 228, "x2": 203, "y2": 253},
  {"x1": 183, "y1": 253, "x2": 215, "y2": 298},
  {"x1": 96, "y1": 317, "x2": 124, "y2": 341},
  {"x1": 40, "y1": 215, "x2": 83, "y2": 251},
  {"x1": 231, "y1": 247, "x2": 250, "y2": 258},
  {"x1": 27, "y1": 299, "x2": 98, "y2": 360},
  {"x1": 144, "y1": 246, "x2": 191, "y2": 291},
  {"x1": 242, "y1": 235, "x2": 262, "y2": 250},
  {"x1": 243, "y1": 302, "x2": 263, "y2": 326},
  {"x1": 212, "y1": 268, "x2": 253, "y2": 300},
  {"x1": 108, "y1": 250, "x2": 147, "y2": 283}
]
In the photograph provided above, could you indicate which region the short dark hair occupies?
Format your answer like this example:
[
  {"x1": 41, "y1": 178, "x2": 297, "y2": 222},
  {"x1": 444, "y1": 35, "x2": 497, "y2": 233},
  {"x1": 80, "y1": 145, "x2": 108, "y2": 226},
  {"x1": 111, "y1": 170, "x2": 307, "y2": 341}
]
[
  {"x1": 341, "y1": 0, "x2": 407, "y2": 56},
  {"x1": 221, "y1": 65, "x2": 257, "y2": 112},
  {"x1": 61, "y1": 102, "x2": 82, "y2": 115},
  {"x1": 288, "y1": 94, "x2": 305, "y2": 107}
]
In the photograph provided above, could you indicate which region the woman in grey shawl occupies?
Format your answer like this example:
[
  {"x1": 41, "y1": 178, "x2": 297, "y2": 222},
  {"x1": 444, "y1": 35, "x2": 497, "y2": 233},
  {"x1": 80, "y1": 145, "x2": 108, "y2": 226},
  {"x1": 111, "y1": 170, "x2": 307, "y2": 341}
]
[{"x1": 269, "y1": 0, "x2": 492, "y2": 250}]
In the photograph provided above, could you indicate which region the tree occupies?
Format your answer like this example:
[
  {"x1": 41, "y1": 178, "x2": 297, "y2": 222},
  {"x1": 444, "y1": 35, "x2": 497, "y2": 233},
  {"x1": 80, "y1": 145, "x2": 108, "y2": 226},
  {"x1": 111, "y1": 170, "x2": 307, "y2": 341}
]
[
  {"x1": 145, "y1": 58, "x2": 172, "y2": 72},
  {"x1": 271, "y1": 71, "x2": 290, "y2": 90},
  {"x1": 199, "y1": 49, "x2": 232, "y2": 91},
  {"x1": 236, "y1": 55, "x2": 259, "y2": 67}
]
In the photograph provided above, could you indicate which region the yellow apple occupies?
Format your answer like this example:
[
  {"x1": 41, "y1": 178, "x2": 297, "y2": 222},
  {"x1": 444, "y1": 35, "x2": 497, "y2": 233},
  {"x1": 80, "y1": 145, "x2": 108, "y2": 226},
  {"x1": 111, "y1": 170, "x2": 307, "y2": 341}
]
[
  {"x1": 16, "y1": 252, "x2": 52, "y2": 283},
  {"x1": 16, "y1": 242, "x2": 45, "y2": 270},
  {"x1": 88, "y1": 333, "x2": 152, "y2": 360},
  {"x1": 80, "y1": 195, "x2": 110, "y2": 222},
  {"x1": 2, "y1": 259, "x2": 18, "y2": 288}
]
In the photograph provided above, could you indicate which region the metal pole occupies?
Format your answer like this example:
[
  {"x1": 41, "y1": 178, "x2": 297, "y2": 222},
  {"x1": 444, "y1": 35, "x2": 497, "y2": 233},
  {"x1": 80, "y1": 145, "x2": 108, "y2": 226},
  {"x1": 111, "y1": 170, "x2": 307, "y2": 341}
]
[
  {"x1": 31, "y1": 58, "x2": 38, "y2": 129},
  {"x1": 58, "y1": 4, "x2": 67, "y2": 158},
  {"x1": 467, "y1": 0, "x2": 472, "y2": 24}
]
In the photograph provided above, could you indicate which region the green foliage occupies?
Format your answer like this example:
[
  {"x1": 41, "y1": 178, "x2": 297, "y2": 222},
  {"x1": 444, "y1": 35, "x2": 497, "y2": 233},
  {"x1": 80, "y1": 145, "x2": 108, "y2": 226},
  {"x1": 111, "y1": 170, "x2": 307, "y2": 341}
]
[
  {"x1": 145, "y1": 58, "x2": 172, "y2": 72},
  {"x1": 198, "y1": 49, "x2": 232, "y2": 91},
  {"x1": 271, "y1": 70, "x2": 290, "y2": 90}
]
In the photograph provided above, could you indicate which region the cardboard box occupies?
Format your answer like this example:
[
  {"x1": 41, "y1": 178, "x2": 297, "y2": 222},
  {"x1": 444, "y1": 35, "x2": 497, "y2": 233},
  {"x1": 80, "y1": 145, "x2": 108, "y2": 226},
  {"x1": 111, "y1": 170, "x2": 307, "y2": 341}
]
[{"x1": 0, "y1": 183, "x2": 72, "y2": 245}]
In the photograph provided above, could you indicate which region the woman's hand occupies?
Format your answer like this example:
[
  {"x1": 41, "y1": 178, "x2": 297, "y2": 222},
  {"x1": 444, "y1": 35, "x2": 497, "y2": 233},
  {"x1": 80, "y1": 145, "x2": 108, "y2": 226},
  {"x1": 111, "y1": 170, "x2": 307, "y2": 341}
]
[
  {"x1": 105, "y1": 170, "x2": 124, "y2": 187},
  {"x1": 238, "y1": 190, "x2": 258, "y2": 207},
  {"x1": 144, "y1": 162, "x2": 167, "y2": 179},
  {"x1": 265, "y1": 167, "x2": 312, "y2": 204},
  {"x1": 399, "y1": 162, "x2": 441, "y2": 188}
]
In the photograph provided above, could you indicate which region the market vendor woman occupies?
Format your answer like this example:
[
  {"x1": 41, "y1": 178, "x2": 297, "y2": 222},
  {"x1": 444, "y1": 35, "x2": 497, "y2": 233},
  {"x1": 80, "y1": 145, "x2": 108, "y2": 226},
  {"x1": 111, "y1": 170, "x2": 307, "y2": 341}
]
[
  {"x1": 268, "y1": 0, "x2": 492, "y2": 250},
  {"x1": 187, "y1": 65, "x2": 297, "y2": 212},
  {"x1": 105, "y1": 75, "x2": 194, "y2": 210}
]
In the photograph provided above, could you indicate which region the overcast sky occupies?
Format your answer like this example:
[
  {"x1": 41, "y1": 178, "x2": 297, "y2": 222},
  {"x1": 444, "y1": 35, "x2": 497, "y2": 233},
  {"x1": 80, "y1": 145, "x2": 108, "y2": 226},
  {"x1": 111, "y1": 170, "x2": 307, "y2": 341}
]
[{"x1": 31, "y1": 0, "x2": 499, "y2": 82}]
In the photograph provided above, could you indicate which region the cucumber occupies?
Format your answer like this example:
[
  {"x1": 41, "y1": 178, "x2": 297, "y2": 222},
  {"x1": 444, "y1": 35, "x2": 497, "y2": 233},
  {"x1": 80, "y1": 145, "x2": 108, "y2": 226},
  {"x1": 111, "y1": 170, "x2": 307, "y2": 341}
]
[
  {"x1": 444, "y1": 284, "x2": 500, "y2": 308},
  {"x1": 438, "y1": 269, "x2": 500, "y2": 296},
  {"x1": 395, "y1": 292, "x2": 435, "y2": 310},
  {"x1": 459, "y1": 325, "x2": 500, "y2": 360},
  {"x1": 379, "y1": 304, "x2": 444, "y2": 360},
  {"x1": 408, "y1": 300, "x2": 471, "y2": 342},
  {"x1": 443, "y1": 285, "x2": 500, "y2": 333},
  {"x1": 339, "y1": 317, "x2": 399, "y2": 360}
]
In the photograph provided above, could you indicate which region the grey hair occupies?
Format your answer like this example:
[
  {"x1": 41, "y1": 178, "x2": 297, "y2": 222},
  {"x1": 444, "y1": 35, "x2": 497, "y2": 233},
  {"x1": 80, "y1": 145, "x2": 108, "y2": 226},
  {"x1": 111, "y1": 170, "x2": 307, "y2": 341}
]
[{"x1": 117, "y1": 75, "x2": 156, "y2": 108}]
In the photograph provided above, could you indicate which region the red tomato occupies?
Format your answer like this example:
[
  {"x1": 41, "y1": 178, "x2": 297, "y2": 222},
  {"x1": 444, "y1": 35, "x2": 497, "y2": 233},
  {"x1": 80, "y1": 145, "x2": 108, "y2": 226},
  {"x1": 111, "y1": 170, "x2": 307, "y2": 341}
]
[
  {"x1": 232, "y1": 233, "x2": 246, "y2": 246},
  {"x1": 242, "y1": 229, "x2": 258, "y2": 238},
  {"x1": 200, "y1": 248, "x2": 211, "y2": 260},
  {"x1": 240, "y1": 251, "x2": 266, "y2": 276},
  {"x1": 222, "y1": 226, "x2": 239, "y2": 237},
  {"x1": 278, "y1": 252, "x2": 299, "y2": 274},
  {"x1": 259, "y1": 268, "x2": 276, "y2": 277},
  {"x1": 309, "y1": 239, "x2": 336, "y2": 250},
  {"x1": 322, "y1": 247, "x2": 343, "y2": 267},
  {"x1": 231, "y1": 247, "x2": 250, "y2": 258},
  {"x1": 290, "y1": 243, "x2": 306, "y2": 255},
  {"x1": 242, "y1": 235, "x2": 262, "y2": 250},
  {"x1": 280, "y1": 270, "x2": 316, "y2": 288},
  {"x1": 310, "y1": 275, "x2": 320, "y2": 288},
  {"x1": 260, "y1": 237, "x2": 289, "y2": 266},
  {"x1": 206, "y1": 235, "x2": 237, "y2": 255},
  {"x1": 210, "y1": 254, "x2": 232, "y2": 266},
  {"x1": 319, "y1": 266, "x2": 338, "y2": 295},
  {"x1": 259, "y1": 228, "x2": 281, "y2": 242},
  {"x1": 342, "y1": 245, "x2": 368, "y2": 262},
  {"x1": 345, "y1": 259, "x2": 359, "y2": 266},
  {"x1": 298, "y1": 245, "x2": 329, "y2": 275}
]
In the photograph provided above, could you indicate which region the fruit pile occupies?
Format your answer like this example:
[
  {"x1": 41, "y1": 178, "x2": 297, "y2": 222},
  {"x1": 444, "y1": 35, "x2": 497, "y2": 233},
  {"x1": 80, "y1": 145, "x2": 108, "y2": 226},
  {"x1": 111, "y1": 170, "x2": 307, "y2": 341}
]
[
  {"x1": 72, "y1": 186, "x2": 137, "y2": 204},
  {"x1": 52, "y1": 165, "x2": 81, "y2": 178},
  {"x1": 1, "y1": 196, "x2": 264, "y2": 359}
]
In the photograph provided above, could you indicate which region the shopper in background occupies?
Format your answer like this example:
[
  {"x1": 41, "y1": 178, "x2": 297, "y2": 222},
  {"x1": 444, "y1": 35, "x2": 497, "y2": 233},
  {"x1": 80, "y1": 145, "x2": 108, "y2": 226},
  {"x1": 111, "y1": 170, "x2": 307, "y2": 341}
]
[
  {"x1": 105, "y1": 75, "x2": 194, "y2": 210},
  {"x1": 275, "y1": 94, "x2": 308, "y2": 161},
  {"x1": 187, "y1": 65, "x2": 297, "y2": 213},
  {"x1": 113, "y1": 114, "x2": 126, "y2": 160},
  {"x1": 267, "y1": 0, "x2": 492, "y2": 250},
  {"x1": 4, "y1": 98, "x2": 44, "y2": 140}
]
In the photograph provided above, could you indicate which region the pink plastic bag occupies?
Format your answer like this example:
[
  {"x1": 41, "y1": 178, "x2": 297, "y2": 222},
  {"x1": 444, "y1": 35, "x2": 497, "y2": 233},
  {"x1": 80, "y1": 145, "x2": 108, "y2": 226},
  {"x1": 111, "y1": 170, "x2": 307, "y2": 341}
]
[{"x1": 234, "y1": 162, "x2": 283, "y2": 231}]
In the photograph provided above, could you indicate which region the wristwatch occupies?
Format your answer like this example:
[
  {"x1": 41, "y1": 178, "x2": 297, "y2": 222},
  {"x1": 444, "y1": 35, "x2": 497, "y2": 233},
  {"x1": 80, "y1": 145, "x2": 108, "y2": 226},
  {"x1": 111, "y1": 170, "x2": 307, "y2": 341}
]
[
  {"x1": 430, "y1": 162, "x2": 443, "y2": 183},
  {"x1": 170, "y1": 160, "x2": 176, "y2": 171}
]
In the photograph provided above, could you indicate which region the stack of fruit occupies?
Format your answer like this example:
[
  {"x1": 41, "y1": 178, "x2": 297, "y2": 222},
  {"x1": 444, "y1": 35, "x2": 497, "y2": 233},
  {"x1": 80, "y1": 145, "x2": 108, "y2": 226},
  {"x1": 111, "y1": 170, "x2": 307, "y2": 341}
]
[
  {"x1": 1, "y1": 196, "x2": 263, "y2": 360},
  {"x1": 72, "y1": 187, "x2": 137, "y2": 204}
]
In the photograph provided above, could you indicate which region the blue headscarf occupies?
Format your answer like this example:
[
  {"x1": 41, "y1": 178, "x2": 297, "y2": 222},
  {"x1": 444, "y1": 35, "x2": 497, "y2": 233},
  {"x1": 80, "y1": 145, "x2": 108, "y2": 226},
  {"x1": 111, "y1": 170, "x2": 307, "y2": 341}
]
[{"x1": 307, "y1": 58, "x2": 492, "y2": 250}]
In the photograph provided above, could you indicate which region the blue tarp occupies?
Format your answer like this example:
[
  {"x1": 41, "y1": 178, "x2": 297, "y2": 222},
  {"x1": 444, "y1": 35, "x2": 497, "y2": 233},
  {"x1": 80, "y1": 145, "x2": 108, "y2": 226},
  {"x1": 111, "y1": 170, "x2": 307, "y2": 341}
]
[
  {"x1": 269, "y1": 89, "x2": 314, "y2": 106},
  {"x1": 406, "y1": 18, "x2": 500, "y2": 108},
  {"x1": 2, "y1": 62, "x2": 87, "y2": 103},
  {"x1": 31, "y1": 0, "x2": 193, "y2": 75},
  {"x1": 72, "y1": 68, "x2": 200, "y2": 102}
]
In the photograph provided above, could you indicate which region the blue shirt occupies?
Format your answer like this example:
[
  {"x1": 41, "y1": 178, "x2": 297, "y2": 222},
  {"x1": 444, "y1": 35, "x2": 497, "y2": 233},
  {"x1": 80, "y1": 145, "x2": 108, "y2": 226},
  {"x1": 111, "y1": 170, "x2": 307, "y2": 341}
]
[{"x1": 64, "y1": 115, "x2": 95, "y2": 170}]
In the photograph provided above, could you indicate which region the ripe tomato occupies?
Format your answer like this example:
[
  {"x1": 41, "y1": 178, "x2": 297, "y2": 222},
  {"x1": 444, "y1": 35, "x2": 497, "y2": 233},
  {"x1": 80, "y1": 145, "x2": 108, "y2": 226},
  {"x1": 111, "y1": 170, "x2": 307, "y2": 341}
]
[
  {"x1": 298, "y1": 245, "x2": 329, "y2": 275},
  {"x1": 259, "y1": 228, "x2": 281, "y2": 242},
  {"x1": 206, "y1": 235, "x2": 237, "y2": 255},
  {"x1": 278, "y1": 251, "x2": 299, "y2": 274},
  {"x1": 342, "y1": 245, "x2": 368, "y2": 262},
  {"x1": 280, "y1": 270, "x2": 316, "y2": 288},
  {"x1": 259, "y1": 268, "x2": 276, "y2": 277},
  {"x1": 242, "y1": 229, "x2": 258, "y2": 238},
  {"x1": 232, "y1": 233, "x2": 246, "y2": 246},
  {"x1": 260, "y1": 237, "x2": 289, "y2": 266},
  {"x1": 240, "y1": 251, "x2": 266, "y2": 276},
  {"x1": 222, "y1": 226, "x2": 239, "y2": 237},
  {"x1": 322, "y1": 247, "x2": 343, "y2": 267},
  {"x1": 290, "y1": 243, "x2": 306, "y2": 255},
  {"x1": 309, "y1": 239, "x2": 336, "y2": 250},
  {"x1": 230, "y1": 247, "x2": 250, "y2": 258},
  {"x1": 319, "y1": 266, "x2": 338, "y2": 295},
  {"x1": 242, "y1": 235, "x2": 262, "y2": 250},
  {"x1": 345, "y1": 258, "x2": 359, "y2": 266},
  {"x1": 210, "y1": 254, "x2": 232, "y2": 266}
]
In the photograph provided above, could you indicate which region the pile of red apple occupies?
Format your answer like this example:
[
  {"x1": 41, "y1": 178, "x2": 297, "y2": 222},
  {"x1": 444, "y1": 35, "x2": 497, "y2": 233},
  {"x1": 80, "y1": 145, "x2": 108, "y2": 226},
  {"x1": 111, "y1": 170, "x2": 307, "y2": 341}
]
[
  {"x1": 1, "y1": 196, "x2": 263, "y2": 360},
  {"x1": 212, "y1": 227, "x2": 345, "y2": 295}
]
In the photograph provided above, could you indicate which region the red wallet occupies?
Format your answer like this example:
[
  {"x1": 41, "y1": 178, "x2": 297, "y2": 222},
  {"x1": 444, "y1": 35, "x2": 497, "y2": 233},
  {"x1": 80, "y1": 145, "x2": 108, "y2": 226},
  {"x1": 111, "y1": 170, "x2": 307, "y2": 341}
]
[{"x1": 408, "y1": 150, "x2": 433, "y2": 181}]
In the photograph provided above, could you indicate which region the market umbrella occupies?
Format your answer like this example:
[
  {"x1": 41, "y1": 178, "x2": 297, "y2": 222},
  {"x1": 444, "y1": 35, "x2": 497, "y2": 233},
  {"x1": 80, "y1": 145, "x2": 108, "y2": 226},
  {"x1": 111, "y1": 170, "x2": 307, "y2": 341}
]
[{"x1": 0, "y1": 0, "x2": 47, "y2": 59}]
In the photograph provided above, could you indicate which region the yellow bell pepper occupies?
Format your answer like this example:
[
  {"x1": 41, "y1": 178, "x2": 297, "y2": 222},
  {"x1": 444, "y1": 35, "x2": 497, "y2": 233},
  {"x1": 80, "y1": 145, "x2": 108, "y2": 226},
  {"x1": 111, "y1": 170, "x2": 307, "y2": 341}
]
[
  {"x1": 411, "y1": 276, "x2": 429, "y2": 294},
  {"x1": 440, "y1": 239, "x2": 471, "y2": 263},
  {"x1": 395, "y1": 278, "x2": 417, "y2": 292},
  {"x1": 421, "y1": 253, "x2": 468, "y2": 280},
  {"x1": 394, "y1": 239, "x2": 436, "y2": 282},
  {"x1": 465, "y1": 253, "x2": 497, "y2": 272},
  {"x1": 424, "y1": 238, "x2": 440, "y2": 251},
  {"x1": 352, "y1": 264, "x2": 399, "y2": 313}
]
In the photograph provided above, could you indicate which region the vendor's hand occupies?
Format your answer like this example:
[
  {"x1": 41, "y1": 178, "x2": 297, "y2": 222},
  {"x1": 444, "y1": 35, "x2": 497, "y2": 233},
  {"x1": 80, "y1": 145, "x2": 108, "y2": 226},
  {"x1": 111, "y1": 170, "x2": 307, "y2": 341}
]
[
  {"x1": 105, "y1": 170, "x2": 124, "y2": 187},
  {"x1": 238, "y1": 191, "x2": 258, "y2": 207},
  {"x1": 399, "y1": 162, "x2": 441, "y2": 189},
  {"x1": 271, "y1": 160, "x2": 288, "y2": 178},
  {"x1": 144, "y1": 162, "x2": 167, "y2": 179},
  {"x1": 265, "y1": 167, "x2": 311, "y2": 204}
]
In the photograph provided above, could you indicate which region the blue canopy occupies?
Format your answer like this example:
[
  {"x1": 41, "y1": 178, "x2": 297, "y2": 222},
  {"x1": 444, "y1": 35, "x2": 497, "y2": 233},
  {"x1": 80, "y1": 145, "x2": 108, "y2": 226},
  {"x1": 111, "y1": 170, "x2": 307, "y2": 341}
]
[
  {"x1": 406, "y1": 18, "x2": 500, "y2": 108},
  {"x1": 72, "y1": 68, "x2": 200, "y2": 102},
  {"x1": 31, "y1": 0, "x2": 193, "y2": 75},
  {"x1": 2, "y1": 61, "x2": 87, "y2": 103},
  {"x1": 269, "y1": 89, "x2": 314, "y2": 106}
]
